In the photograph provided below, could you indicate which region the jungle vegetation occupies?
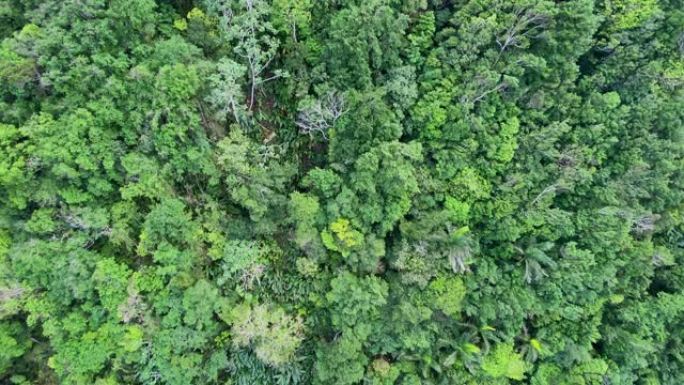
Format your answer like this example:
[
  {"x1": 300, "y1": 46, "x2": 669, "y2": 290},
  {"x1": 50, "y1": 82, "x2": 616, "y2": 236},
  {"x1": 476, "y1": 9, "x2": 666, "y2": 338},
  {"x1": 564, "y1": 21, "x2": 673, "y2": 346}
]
[{"x1": 0, "y1": 0, "x2": 683, "y2": 384}]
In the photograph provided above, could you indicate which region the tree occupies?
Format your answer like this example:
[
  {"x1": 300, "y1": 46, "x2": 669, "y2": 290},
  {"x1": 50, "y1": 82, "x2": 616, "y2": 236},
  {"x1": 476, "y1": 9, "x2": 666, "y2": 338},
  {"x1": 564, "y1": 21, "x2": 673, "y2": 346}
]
[
  {"x1": 206, "y1": 58, "x2": 248, "y2": 124},
  {"x1": 427, "y1": 275, "x2": 466, "y2": 318},
  {"x1": 205, "y1": 0, "x2": 286, "y2": 110},
  {"x1": 326, "y1": 272, "x2": 388, "y2": 340},
  {"x1": 481, "y1": 343, "x2": 529, "y2": 381},
  {"x1": 289, "y1": 192, "x2": 324, "y2": 256},
  {"x1": 272, "y1": 0, "x2": 312, "y2": 43},
  {"x1": 0, "y1": 322, "x2": 30, "y2": 375},
  {"x1": 215, "y1": 128, "x2": 297, "y2": 234},
  {"x1": 229, "y1": 302, "x2": 303, "y2": 366},
  {"x1": 322, "y1": 0, "x2": 409, "y2": 89},
  {"x1": 295, "y1": 90, "x2": 346, "y2": 140},
  {"x1": 314, "y1": 335, "x2": 367, "y2": 385}
]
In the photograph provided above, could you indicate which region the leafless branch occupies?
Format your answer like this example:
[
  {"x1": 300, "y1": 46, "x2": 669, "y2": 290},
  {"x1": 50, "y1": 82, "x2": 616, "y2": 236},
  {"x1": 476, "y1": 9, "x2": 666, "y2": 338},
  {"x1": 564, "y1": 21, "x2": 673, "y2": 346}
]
[
  {"x1": 0, "y1": 286, "x2": 25, "y2": 303},
  {"x1": 530, "y1": 184, "x2": 559, "y2": 207},
  {"x1": 295, "y1": 91, "x2": 347, "y2": 140},
  {"x1": 496, "y1": 7, "x2": 549, "y2": 55},
  {"x1": 472, "y1": 81, "x2": 508, "y2": 103},
  {"x1": 632, "y1": 214, "x2": 659, "y2": 235}
]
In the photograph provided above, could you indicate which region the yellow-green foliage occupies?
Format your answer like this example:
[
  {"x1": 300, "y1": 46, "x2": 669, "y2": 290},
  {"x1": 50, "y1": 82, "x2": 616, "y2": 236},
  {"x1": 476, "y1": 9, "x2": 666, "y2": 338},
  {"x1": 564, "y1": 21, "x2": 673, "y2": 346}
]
[
  {"x1": 321, "y1": 218, "x2": 364, "y2": 256},
  {"x1": 329, "y1": 218, "x2": 362, "y2": 247},
  {"x1": 482, "y1": 344, "x2": 528, "y2": 381},
  {"x1": 607, "y1": 0, "x2": 660, "y2": 30},
  {"x1": 450, "y1": 167, "x2": 491, "y2": 201},
  {"x1": 494, "y1": 117, "x2": 520, "y2": 163},
  {"x1": 444, "y1": 197, "x2": 470, "y2": 223},
  {"x1": 428, "y1": 276, "x2": 466, "y2": 317},
  {"x1": 119, "y1": 326, "x2": 143, "y2": 353}
]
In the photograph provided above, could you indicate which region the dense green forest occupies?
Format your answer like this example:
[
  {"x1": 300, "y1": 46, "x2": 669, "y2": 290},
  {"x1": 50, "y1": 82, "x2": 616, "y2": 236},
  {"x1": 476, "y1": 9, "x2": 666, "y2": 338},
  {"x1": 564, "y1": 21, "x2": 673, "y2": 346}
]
[{"x1": 0, "y1": 0, "x2": 683, "y2": 384}]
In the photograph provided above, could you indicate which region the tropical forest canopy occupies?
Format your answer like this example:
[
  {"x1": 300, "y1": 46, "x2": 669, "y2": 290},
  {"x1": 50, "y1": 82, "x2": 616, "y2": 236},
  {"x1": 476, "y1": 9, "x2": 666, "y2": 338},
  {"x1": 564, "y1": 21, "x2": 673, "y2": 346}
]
[{"x1": 0, "y1": 0, "x2": 683, "y2": 384}]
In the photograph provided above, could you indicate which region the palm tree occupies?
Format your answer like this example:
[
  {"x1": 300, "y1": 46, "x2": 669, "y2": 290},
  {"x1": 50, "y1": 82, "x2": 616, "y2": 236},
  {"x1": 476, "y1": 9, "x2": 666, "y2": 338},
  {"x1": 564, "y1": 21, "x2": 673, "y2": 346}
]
[{"x1": 514, "y1": 238, "x2": 557, "y2": 284}]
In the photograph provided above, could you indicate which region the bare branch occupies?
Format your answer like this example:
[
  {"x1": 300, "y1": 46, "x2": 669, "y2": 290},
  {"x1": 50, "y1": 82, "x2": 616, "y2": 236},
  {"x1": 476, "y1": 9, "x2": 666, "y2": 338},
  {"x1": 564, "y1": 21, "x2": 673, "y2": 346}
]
[
  {"x1": 472, "y1": 81, "x2": 508, "y2": 103},
  {"x1": 632, "y1": 214, "x2": 659, "y2": 235},
  {"x1": 530, "y1": 184, "x2": 559, "y2": 207},
  {"x1": 496, "y1": 7, "x2": 549, "y2": 56},
  {"x1": 295, "y1": 91, "x2": 347, "y2": 140},
  {"x1": 0, "y1": 286, "x2": 25, "y2": 303}
]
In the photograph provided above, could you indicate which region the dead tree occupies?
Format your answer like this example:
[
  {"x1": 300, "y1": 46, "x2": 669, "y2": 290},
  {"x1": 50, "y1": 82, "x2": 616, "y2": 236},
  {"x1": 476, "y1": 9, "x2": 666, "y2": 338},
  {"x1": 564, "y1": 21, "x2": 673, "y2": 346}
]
[{"x1": 295, "y1": 91, "x2": 347, "y2": 140}]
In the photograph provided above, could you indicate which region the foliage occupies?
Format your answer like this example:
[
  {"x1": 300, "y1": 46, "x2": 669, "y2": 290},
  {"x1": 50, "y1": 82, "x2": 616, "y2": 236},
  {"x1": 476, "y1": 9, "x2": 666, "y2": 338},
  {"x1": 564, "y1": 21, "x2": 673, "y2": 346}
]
[
  {"x1": 482, "y1": 343, "x2": 529, "y2": 381},
  {"x1": 0, "y1": 0, "x2": 683, "y2": 384},
  {"x1": 427, "y1": 276, "x2": 466, "y2": 318},
  {"x1": 229, "y1": 303, "x2": 304, "y2": 367}
]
